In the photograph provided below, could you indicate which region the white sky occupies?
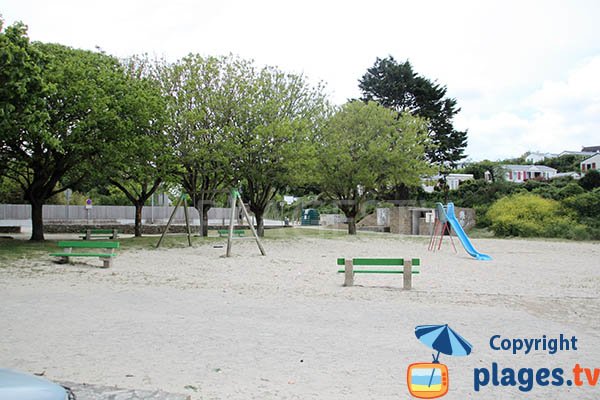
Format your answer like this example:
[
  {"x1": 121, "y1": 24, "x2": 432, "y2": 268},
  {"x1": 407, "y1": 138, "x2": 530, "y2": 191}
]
[{"x1": 2, "y1": 0, "x2": 600, "y2": 161}]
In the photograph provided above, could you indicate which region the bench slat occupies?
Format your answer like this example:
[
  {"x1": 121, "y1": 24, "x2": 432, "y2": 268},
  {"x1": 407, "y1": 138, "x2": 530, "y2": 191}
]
[
  {"x1": 81, "y1": 229, "x2": 115, "y2": 234},
  {"x1": 336, "y1": 258, "x2": 420, "y2": 266},
  {"x1": 50, "y1": 253, "x2": 117, "y2": 258},
  {"x1": 58, "y1": 241, "x2": 120, "y2": 249},
  {"x1": 337, "y1": 269, "x2": 419, "y2": 274}
]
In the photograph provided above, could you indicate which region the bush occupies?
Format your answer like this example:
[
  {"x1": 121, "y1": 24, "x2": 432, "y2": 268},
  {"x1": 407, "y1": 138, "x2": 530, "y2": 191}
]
[
  {"x1": 579, "y1": 170, "x2": 600, "y2": 191},
  {"x1": 486, "y1": 193, "x2": 584, "y2": 238},
  {"x1": 561, "y1": 189, "x2": 600, "y2": 218}
]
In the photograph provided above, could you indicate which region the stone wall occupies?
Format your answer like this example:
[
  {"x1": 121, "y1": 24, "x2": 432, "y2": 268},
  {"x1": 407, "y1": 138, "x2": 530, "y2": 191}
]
[{"x1": 357, "y1": 206, "x2": 477, "y2": 235}]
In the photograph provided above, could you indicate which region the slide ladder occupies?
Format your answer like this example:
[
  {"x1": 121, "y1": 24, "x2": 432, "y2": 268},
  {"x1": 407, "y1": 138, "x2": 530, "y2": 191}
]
[{"x1": 430, "y1": 202, "x2": 492, "y2": 261}]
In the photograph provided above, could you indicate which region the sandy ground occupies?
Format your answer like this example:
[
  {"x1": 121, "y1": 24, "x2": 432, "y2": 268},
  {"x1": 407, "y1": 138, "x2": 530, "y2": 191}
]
[{"x1": 1, "y1": 232, "x2": 599, "y2": 399}]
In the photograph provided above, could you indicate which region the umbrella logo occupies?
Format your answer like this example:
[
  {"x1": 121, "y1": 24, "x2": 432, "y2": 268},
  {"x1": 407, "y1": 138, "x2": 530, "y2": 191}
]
[{"x1": 407, "y1": 324, "x2": 473, "y2": 399}]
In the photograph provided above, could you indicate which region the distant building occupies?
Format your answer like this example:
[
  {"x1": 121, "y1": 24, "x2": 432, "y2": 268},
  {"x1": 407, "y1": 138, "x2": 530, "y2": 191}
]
[
  {"x1": 422, "y1": 173, "x2": 474, "y2": 193},
  {"x1": 581, "y1": 154, "x2": 600, "y2": 173},
  {"x1": 551, "y1": 172, "x2": 581, "y2": 180},
  {"x1": 558, "y1": 150, "x2": 596, "y2": 158},
  {"x1": 581, "y1": 145, "x2": 600, "y2": 153},
  {"x1": 525, "y1": 152, "x2": 557, "y2": 163},
  {"x1": 501, "y1": 165, "x2": 558, "y2": 183}
]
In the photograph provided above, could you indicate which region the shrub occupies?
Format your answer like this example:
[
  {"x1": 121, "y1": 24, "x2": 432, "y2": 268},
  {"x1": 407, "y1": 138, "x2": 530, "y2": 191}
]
[
  {"x1": 562, "y1": 189, "x2": 600, "y2": 218},
  {"x1": 486, "y1": 193, "x2": 583, "y2": 238},
  {"x1": 579, "y1": 170, "x2": 600, "y2": 191}
]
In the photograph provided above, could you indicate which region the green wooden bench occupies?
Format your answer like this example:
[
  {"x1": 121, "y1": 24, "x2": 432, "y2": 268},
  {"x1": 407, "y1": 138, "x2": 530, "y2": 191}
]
[
  {"x1": 337, "y1": 257, "x2": 421, "y2": 289},
  {"x1": 217, "y1": 229, "x2": 246, "y2": 237},
  {"x1": 50, "y1": 241, "x2": 120, "y2": 268},
  {"x1": 79, "y1": 228, "x2": 119, "y2": 240}
]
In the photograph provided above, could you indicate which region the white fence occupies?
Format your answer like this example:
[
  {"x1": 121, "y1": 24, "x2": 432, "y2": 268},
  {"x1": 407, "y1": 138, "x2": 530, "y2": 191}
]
[{"x1": 0, "y1": 204, "x2": 233, "y2": 224}]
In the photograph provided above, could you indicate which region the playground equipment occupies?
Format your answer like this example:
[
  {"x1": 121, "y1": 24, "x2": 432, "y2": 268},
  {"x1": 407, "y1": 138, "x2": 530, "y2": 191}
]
[
  {"x1": 225, "y1": 189, "x2": 266, "y2": 257},
  {"x1": 429, "y1": 202, "x2": 492, "y2": 261},
  {"x1": 156, "y1": 193, "x2": 192, "y2": 248}
]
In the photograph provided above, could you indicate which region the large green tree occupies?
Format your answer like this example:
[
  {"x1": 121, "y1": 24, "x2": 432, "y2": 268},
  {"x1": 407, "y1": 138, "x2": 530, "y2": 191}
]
[
  {"x1": 359, "y1": 56, "x2": 467, "y2": 174},
  {"x1": 161, "y1": 54, "x2": 245, "y2": 236},
  {"x1": 234, "y1": 64, "x2": 330, "y2": 236},
  {"x1": 316, "y1": 101, "x2": 430, "y2": 234},
  {"x1": 105, "y1": 55, "x2": 171, "y2": 237},
  {"x1": 0, "y1": 20, "x2": 131, "y2": 240}
]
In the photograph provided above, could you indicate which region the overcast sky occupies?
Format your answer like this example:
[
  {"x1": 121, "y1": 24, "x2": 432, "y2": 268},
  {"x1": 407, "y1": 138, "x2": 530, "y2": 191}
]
[{"x1": 3, "y1": 0, "x2": 599, "y2": 161}]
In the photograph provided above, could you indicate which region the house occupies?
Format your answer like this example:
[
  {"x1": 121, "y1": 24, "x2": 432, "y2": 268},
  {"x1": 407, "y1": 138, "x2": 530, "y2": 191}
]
[
  {"x1": 525, "y1": 152, "x2": 557, "y2": 163},
  {"x1": 501, "y1": 165, "x2": 557, "y2": 183},
  {"x1": 581, "y1": 145, "x2": 600, "y2": 153},
  {"x1": 422, "y1": 173, "x2": 474, "y2": 193},
  {"x1": 551, "y1": 172, "x2": 581, "y2": 180},
  {"x1": 581, "y1": 154, "x2": 600, "y2": 173},
  {"x1": 558, "y1": 150, "x2": 596, "y2": 158}
]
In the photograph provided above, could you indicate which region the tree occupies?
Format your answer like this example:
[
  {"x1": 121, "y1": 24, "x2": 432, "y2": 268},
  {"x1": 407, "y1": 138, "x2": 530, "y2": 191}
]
[
  {"x1": 105, "y1": 55, "x2": 171, "y2": 237},
  {"x1": 537, "y1": 154, "x2": 585, "y2": 173},
  {"x1": 161, "y1": 54, "x2": 243, "y2": 236},
  {"x1": 316, "y1": 101, "x2": 430, "y2": 234},
  {"x1": 234, "y1": 64, "x2": 330, "y2": 236},
  {"x1": 359, "y1": 56, "x2": 467, "y2": 174},
  {"x1": 0, "y1": 21, "x2": 131, "y2": 240}
]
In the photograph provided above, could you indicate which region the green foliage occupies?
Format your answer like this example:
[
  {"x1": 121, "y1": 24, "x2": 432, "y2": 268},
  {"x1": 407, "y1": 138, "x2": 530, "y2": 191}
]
[
  {"x1": 537, "y1": 154, "x2": 585, "y2": 172},
  {"x1": 233, "y1": 62, "x2": 331, "y2": 235},
  {"x1": 359, "y1": 56, "x2": 467, "y2": 170},
  {"x1": 0, "y1": 24, "x2": 133, "y2": 239},
  {"x1": 0, "y1": 175, "x2": 25, "y2": 203},
  {"x1": 579, "y1": 170, "x2": 600, "y2": 191},
  {"x1": 562, "y1": 188, "x2": 600, "y2": 219},
  {"x1": 316, "y1": 101, "x2": 430, "y2": 234},
  {"x1": 486, "y1": 193, "x2": 586, "y2": 239}
]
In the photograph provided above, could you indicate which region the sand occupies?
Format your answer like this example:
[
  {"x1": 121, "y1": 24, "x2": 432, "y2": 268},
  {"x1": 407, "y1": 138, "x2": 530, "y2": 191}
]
[{"x1": 1, "y1": 232, "x2": 599, "y2": 399}]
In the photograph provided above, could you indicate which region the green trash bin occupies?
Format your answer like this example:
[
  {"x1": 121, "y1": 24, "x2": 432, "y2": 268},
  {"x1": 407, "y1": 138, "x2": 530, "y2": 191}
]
[{"x1": 301, "y1": 208, "x2": 320, "y2": 226}]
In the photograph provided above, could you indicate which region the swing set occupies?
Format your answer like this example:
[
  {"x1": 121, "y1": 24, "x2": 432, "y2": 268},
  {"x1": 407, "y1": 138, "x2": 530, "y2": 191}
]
[{"x1": 155, "y1": 189, "x2": 266, "y2": 257}]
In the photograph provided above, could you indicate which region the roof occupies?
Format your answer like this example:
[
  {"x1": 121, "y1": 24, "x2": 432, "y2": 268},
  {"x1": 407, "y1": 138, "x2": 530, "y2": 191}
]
[
  {"x1": 581, "y1": 153, "x2": 600, "y2": 163},
  {"x1": 581, "y1": 146, "x2": 600, "y2": 152},
  {"x1": 501, "y1": 164, "x2": 557, "y2": 173},
  {"x1": 558, "y1": 150, "x2": 596, "y2": 157}
]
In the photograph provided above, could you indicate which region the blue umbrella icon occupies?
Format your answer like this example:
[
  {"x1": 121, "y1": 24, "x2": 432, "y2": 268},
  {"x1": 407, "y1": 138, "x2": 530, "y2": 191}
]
[{"x1": 415, "y1": 324, "x2": 473, "y2": 387}]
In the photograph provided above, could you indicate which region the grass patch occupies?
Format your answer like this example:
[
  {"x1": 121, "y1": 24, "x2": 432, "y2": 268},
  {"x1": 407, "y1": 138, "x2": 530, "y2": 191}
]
[
  {"x1": 0, "y1": 226, "x2": 406, "y2": 265},
  {"x1": 0, "y1": 238, "x2": 56, "y2": 265}
]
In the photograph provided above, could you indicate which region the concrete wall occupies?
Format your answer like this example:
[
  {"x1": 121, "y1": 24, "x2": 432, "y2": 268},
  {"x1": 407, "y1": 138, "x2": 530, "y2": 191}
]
[
  {"x1": 357, "y1": 206, "x2": 477, "y2": 235},
  {"x1": 0, "y1": 204, "x2": 233, "y2": 224}
]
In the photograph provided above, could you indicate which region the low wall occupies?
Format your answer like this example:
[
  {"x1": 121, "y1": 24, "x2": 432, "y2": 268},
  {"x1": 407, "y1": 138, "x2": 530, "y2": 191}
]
[{"x1": 357, "y1": 206, "x2": 477, "y2": 235}]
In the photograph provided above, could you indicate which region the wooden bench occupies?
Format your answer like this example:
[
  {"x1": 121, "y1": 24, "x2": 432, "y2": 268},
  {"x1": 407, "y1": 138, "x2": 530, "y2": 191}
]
[
  {"x1": 79, "y1": 228, "x2": 119, "y2": 240},
  {"x1": 337, "y1": 257, "x2": 421, "y2": 289},
  {"x1": 50, "y1": 241, "x2": 120, "y2": 268},
  {"x1": 218, "y1": 229, "x2": 246, "y2": 237}
]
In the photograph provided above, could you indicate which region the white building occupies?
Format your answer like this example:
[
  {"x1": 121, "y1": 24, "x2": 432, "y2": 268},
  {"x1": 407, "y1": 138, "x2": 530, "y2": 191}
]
[
  {"x1": 581, "y1": 154, "x2": 600, "y2": 173},
  {"x1": 422, "y1": 173, "x2": 474, "y2": 193},
  {"x1": 501, "y1": 165, "x2": 557, "y2": 183},
  {"x1": 525, "y1": 152, "x2": 557, "y2": 163}
]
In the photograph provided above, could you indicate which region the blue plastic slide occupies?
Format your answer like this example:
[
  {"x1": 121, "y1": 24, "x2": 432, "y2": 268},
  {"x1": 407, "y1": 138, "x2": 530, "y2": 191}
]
[{"x1": 445, "y1": 203, "x2": 492, "y2": 261}]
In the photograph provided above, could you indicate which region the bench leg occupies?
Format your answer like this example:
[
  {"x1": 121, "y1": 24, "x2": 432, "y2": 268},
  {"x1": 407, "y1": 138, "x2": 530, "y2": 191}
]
[
  {"x1": 403, "y1": 259, "x2": 412, "y2": 290},
  {"x1": 343, "y1": 259, "x2": 354, "y2": 287},
  {"x1": 102, "y1": 258, "x2": 113, "y2": 268},
  {"x1": 60, "y1": 256, "x2": 70, "y2": 264}
]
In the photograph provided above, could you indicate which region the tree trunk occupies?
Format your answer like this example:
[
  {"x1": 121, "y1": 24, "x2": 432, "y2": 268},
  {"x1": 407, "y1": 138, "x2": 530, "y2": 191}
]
[
  {"x1": 255, "y1": 212, "x2": 265, "y2": 237},
  {"x1": 30, "y1": 199, "x2": 45, "y2": 241},
  {"x1": 194, "y1": 200, "x2": 212, "y2": 237},
  {"x1": 201, "y1": 207, "x2": 209, "y2": 237},
  {"x1": 134, "y1": 203, "x2": 143, "y2": 237},
  {"x1": 347, "y1": 215, "x2": 357, "y2": 235}
]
